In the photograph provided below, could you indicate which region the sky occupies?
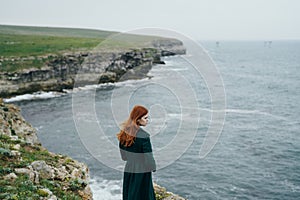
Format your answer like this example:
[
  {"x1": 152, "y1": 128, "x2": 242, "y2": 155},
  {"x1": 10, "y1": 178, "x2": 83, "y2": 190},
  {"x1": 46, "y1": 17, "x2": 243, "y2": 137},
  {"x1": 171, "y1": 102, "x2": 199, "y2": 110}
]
[{"x1": 0, "y1": 0, "x2": 299, "y2": 40}]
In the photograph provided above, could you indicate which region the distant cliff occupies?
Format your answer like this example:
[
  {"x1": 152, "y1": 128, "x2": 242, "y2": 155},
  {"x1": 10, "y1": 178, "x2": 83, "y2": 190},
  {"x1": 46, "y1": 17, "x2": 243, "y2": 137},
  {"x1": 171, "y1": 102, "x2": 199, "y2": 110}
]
[{"x1": 0, "y1": 38, "x2": 185, "y2": 98}]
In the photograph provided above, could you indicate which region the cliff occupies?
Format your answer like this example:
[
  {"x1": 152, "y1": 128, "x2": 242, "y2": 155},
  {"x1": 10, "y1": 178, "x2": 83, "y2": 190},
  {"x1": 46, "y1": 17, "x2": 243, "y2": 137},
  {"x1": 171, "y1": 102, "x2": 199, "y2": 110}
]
[
  {"x1": 0, "y1": 38, "x2": 185, "y2": 98},
  {"x1": 0, "y1": 99, "x2": 186, "y2": 199},
  {"x1": 0, "y1": 99, "x2": 92, "y2": 199}
]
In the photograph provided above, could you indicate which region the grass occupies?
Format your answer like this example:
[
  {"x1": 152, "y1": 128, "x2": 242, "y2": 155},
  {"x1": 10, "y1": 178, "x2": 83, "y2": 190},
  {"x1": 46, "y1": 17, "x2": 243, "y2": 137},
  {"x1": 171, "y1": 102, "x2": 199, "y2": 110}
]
[
  {"x1": 0, "y1": 24, "x2": 116, "y2": 38},
  {"x1": 0, "y1": 32, "x2": 103, "y2": 72},
  {"x1": 0, "y1": 25, "x2": 162, "y2": 72},
  {"x1": 0, "y1": 33, "x2": 103, "y2": 57}
]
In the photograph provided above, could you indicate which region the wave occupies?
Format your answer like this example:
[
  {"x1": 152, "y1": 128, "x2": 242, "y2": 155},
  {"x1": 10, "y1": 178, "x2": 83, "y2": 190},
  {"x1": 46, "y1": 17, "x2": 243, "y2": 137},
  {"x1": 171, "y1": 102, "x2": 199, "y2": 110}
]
[
  {"x1": 89, "y1": 177, "x2": 122, "y2": 200},
  {"x1": 3, "y1": 78, "x2": 152, "y2": 103},
  {"x1": 226, "y1": 108, "x2": 289, "y2": 120},
  {"x1": 71, "y1": 78, "x2": 151, "y2": 92},
  {"x1": 3, "y1": 91, "x2": 65, "y2": 103},
  {"x1": 114, "y1": 78, "x2": 150, "y2": 87},
  {"x1": 197, "y1": 107, "x2": 288, "y2": 121},
  {"x1": 69, "y1": 82, "x2": 115, "y2": 92}
]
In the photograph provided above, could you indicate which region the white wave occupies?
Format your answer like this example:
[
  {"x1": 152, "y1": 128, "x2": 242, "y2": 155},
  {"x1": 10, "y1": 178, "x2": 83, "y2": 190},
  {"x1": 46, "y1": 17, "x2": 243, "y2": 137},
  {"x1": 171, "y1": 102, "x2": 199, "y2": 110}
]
[
  {"x1": 170, "y1": 67, "x2": 188, "y2": 71},
  {"x1": 89, "y1": 178, "x2": 122, "y2": 200},
  {"x1": 149, "y1": 67, "x2": 170, "y2": 72},
  {"x1": 65, "y1": 78, "x2": 152, "y2": 94},
  {"x1": 69, "y1": 82, "x2": 115, "y2": 93},
  {"x1": 161, "y1": 59, "x2": 178, "y2": 66},
  {"x1": 3, "y1": 91, "x2": 65, "y2": 103},
  {"x1": 196, "y1": 107, "x2": 288, "y2": 121},
  {"x1": 167, "y1": 113, "x2": 182, "y2": 118},
  {"x1": 114, "y1": 78, "x2": 150, "y2": 87},
  {"x1": 73, "y1": 78, "x2": 151, "y2": 92},
  {"x1": 4, "y1": 77, "x2": 153, "y2": 103}
]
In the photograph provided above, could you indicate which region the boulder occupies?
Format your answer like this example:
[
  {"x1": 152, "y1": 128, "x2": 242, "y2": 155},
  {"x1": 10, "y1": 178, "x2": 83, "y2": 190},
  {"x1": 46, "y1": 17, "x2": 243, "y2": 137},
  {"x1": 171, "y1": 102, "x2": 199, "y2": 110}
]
[
  {"x1": 3, "y1": 173, "x2": 18, "y2": 181},
  {"x1": 31, "y1": 160, "x2": 55, "y2": 179}
]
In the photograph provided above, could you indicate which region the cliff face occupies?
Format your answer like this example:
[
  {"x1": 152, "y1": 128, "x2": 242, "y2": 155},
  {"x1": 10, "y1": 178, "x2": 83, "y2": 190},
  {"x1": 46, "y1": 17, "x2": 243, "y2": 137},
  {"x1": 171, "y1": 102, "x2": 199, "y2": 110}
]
[
  {"x1": 0, "y1": 99, "x2": 93, "y2": 199},
  {"x1": 0, "y1": 37, "x2": 187, "y2": 199},
  {"x1": 0, "y1": 38, "x2": 185, "y2": 98},
  {"x1": 0, "y1": 99, "x2": 186, "y2": 200}
]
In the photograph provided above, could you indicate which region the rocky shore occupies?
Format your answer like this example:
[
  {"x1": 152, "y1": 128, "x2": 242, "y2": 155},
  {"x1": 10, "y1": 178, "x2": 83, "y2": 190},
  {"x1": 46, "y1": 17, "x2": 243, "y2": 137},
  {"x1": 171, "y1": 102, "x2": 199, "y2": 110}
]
[
  {"x1": 0, "y1": 99, "x2": 92, "y2": 199},
  {"x1": 0, "y1": 99, "x2": 186, "y2": 199},
  {"x1": 0, "y1": 37, "x2": 187, "y2": 199},
  {"x1": 0, "y1": 38, "x2": 185, "y2": 98}
]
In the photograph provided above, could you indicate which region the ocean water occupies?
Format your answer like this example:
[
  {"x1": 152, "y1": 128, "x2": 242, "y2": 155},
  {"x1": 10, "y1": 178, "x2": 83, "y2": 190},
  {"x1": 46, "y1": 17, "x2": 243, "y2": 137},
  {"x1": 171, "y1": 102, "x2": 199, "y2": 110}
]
[{"x1": 9, "y1": 40, "x2": 300, "y2": 199}]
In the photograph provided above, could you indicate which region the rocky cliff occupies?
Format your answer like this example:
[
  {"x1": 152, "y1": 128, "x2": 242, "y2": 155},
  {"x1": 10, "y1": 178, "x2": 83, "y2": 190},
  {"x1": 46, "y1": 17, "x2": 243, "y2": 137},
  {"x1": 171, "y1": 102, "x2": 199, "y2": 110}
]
[
  {"x1": 0, "y1": 38, "x2": 185, "y2": 98},
  {"x1": 0, "y1": 99, "x2": 93, "y2": 199},
  {"x1": 0, "y1": 100, "x2": 186, "y2": 199}
]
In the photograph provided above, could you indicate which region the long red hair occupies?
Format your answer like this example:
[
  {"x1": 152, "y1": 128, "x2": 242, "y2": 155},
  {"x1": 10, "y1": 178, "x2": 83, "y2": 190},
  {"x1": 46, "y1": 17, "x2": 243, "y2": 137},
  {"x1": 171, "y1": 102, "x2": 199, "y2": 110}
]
[{"x1": 117, "y1": 105, "x2": 148, "y2": 147}]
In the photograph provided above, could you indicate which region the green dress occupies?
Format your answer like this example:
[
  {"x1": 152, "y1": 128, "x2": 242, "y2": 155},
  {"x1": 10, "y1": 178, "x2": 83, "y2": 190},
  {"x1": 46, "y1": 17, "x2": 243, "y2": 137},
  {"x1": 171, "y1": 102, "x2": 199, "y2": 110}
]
[{"x1": 119, "y1": 128, "x2": 156, "y2": 200}]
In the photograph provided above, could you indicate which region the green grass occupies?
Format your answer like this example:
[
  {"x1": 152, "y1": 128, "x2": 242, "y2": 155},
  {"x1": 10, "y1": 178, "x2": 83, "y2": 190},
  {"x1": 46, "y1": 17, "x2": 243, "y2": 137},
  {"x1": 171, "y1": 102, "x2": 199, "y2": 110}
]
[
  {"x1": 0, "y1": 33, "x2": 103, "y2": 57},
  {"x1": 0, "y1": 32, "x2": 103, "y2": 72},
  {"x1": 0, "y1": 25, "x2": 162, "y2": 72},
  {"x1": 0, "y1": 24, "x2": 116, "y2": 38}
]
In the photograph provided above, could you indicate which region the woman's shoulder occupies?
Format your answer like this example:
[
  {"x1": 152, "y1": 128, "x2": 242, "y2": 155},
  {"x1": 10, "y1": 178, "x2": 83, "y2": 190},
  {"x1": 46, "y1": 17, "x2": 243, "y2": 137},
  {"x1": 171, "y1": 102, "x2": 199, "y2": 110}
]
[{"x1": 136, "y1": 128, "x2": 150, "y2": 139}]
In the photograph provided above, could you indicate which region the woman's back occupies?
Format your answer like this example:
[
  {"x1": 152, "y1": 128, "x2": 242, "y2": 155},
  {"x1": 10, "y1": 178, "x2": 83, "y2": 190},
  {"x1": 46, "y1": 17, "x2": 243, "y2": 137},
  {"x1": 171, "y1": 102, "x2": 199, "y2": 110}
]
[
  {"x1": 119, "y1": 128, "x2": 156, "y2": 173},
  {"x1": 117, "y1": 105, "x2": 156, "y2": 200}
]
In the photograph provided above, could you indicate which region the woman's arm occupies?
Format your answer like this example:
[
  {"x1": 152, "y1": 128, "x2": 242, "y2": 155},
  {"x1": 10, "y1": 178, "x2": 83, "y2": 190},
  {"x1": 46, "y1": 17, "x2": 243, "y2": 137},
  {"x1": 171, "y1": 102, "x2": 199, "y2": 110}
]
[
  {"x1": 119, "y1": 143, "x2": 127, "y2": 161},
  {"x1": 142, "y1": 137, "x2": 156, "y2": 172}
]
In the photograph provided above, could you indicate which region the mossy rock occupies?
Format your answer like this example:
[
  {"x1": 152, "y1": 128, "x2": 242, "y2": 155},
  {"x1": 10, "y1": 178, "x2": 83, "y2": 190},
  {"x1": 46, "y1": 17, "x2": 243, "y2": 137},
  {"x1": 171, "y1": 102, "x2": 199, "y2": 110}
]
[{"x1": 37, "y1": 188, "x2": 50, "y2": 197}]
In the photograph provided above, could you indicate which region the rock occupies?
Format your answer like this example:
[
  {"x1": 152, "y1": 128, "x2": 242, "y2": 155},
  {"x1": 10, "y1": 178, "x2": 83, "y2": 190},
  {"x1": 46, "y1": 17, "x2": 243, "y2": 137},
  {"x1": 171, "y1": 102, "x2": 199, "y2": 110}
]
[
  {"x1": 0, "y1": 39, "x2": 185, "y2": 98},
  {"x1": 164, "y1": 196, "x2": 186, "y2": 200},
  {"x1": 31, "y1": 160, "x2": 54, "y2": 179},
  {"x1": 54, "y1": 166, "x2": 68, "y2": 181},
  {"x1": 154, "y1": 183, "x2": 186, "y2": 200},
  {"x1": 12, "y1": 144, "x2": 21, "y2": 150},
  {"x1": 15, "y1": 167, "x2": 32, "y2": 176},
  {"x1": 71, "y1": 168, "x2": 81, "y2": 178},
  {"x1": 48, "y1": 196, "x2": 58, "y2": 200},
  {"x1": 0, "y1": 102, "x2": 39, "y2": 145},
  {"x1": 151, "y1": 38, "x2": 186, "y2": 55},
  {"x1": 37, "y1": 188, "x2": 58, "y2": 200},
  {"x1": 4, "y1": 173, "x2": 18, "y2": 181},
  {"x1": 33, "y1": 171, "x2": 40, "y2": 184},
  {"x1": 78, "y1": 186, "x2": 93, "y2": 200},
  {"x1": 10, "y1": 135, "x2": 19, "y2": 141},
  {"x1": 14, "y1": 166, "x2": 36, "y2": 183},
  {"x1": 11, "y1": 150, "x2": 21, "y2": 156}
]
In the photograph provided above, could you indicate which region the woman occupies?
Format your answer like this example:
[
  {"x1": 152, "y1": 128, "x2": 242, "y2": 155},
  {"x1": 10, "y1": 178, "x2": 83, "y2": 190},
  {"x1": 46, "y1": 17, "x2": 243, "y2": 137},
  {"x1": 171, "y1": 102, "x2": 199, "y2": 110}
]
[{"x1": 117, "y1": 105, "x2": 156, "y2": 200}]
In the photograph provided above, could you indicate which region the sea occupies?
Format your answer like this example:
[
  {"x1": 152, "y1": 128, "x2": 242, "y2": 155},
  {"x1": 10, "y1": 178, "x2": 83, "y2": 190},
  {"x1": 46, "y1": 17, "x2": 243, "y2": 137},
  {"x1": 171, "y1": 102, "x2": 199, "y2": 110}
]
[{"x1": 5, "y1": 40, "x2": 300, "y2": 200}]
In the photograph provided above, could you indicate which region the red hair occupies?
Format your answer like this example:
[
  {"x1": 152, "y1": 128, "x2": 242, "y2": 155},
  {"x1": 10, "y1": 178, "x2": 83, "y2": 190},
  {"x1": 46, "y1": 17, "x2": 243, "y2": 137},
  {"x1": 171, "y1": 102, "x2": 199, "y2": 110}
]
[{"x1": 117, "y1": 105, "x2": 148, "y2": 147}]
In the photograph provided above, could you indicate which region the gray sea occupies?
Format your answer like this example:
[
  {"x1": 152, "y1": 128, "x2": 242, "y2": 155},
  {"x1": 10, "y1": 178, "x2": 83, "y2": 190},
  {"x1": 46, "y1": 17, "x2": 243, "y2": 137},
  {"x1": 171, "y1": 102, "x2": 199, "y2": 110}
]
[{"x1": 9, "y1": 40, "x2": 300, "y2": 199}]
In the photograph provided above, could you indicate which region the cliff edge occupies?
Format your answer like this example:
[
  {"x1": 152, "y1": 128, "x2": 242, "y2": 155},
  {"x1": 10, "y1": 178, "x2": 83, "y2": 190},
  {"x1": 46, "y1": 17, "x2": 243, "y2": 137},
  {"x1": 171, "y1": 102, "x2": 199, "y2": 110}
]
[
  {"x1": 0, "y1": 38, "x2": 185, "y2": 98},
  {"x1": 0, "y1": 99, "x2": 92, "y2": 199},
  {"x1": 0, "y1": 99, "x2": 186, "y2": 199}
]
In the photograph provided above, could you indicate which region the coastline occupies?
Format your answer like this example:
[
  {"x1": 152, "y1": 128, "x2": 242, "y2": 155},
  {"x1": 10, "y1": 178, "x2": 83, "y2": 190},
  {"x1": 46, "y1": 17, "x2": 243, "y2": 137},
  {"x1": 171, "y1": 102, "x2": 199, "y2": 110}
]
[
  {"x1": 0, "y1": 38, "x2": 185, "y2": 98},
  {"x1": 0, "y1": 100, "x2": 186, "y2": 199},
  {"x1": 0, "y1": 27, "x2": 187, "y2": 199}
]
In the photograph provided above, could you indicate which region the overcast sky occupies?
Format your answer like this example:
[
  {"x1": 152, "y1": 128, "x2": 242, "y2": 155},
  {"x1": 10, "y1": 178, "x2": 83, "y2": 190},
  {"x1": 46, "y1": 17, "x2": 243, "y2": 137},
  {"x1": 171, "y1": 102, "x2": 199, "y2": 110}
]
[{"x1": 0, "y1": 0, "x2": 299, "y2": 40}]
